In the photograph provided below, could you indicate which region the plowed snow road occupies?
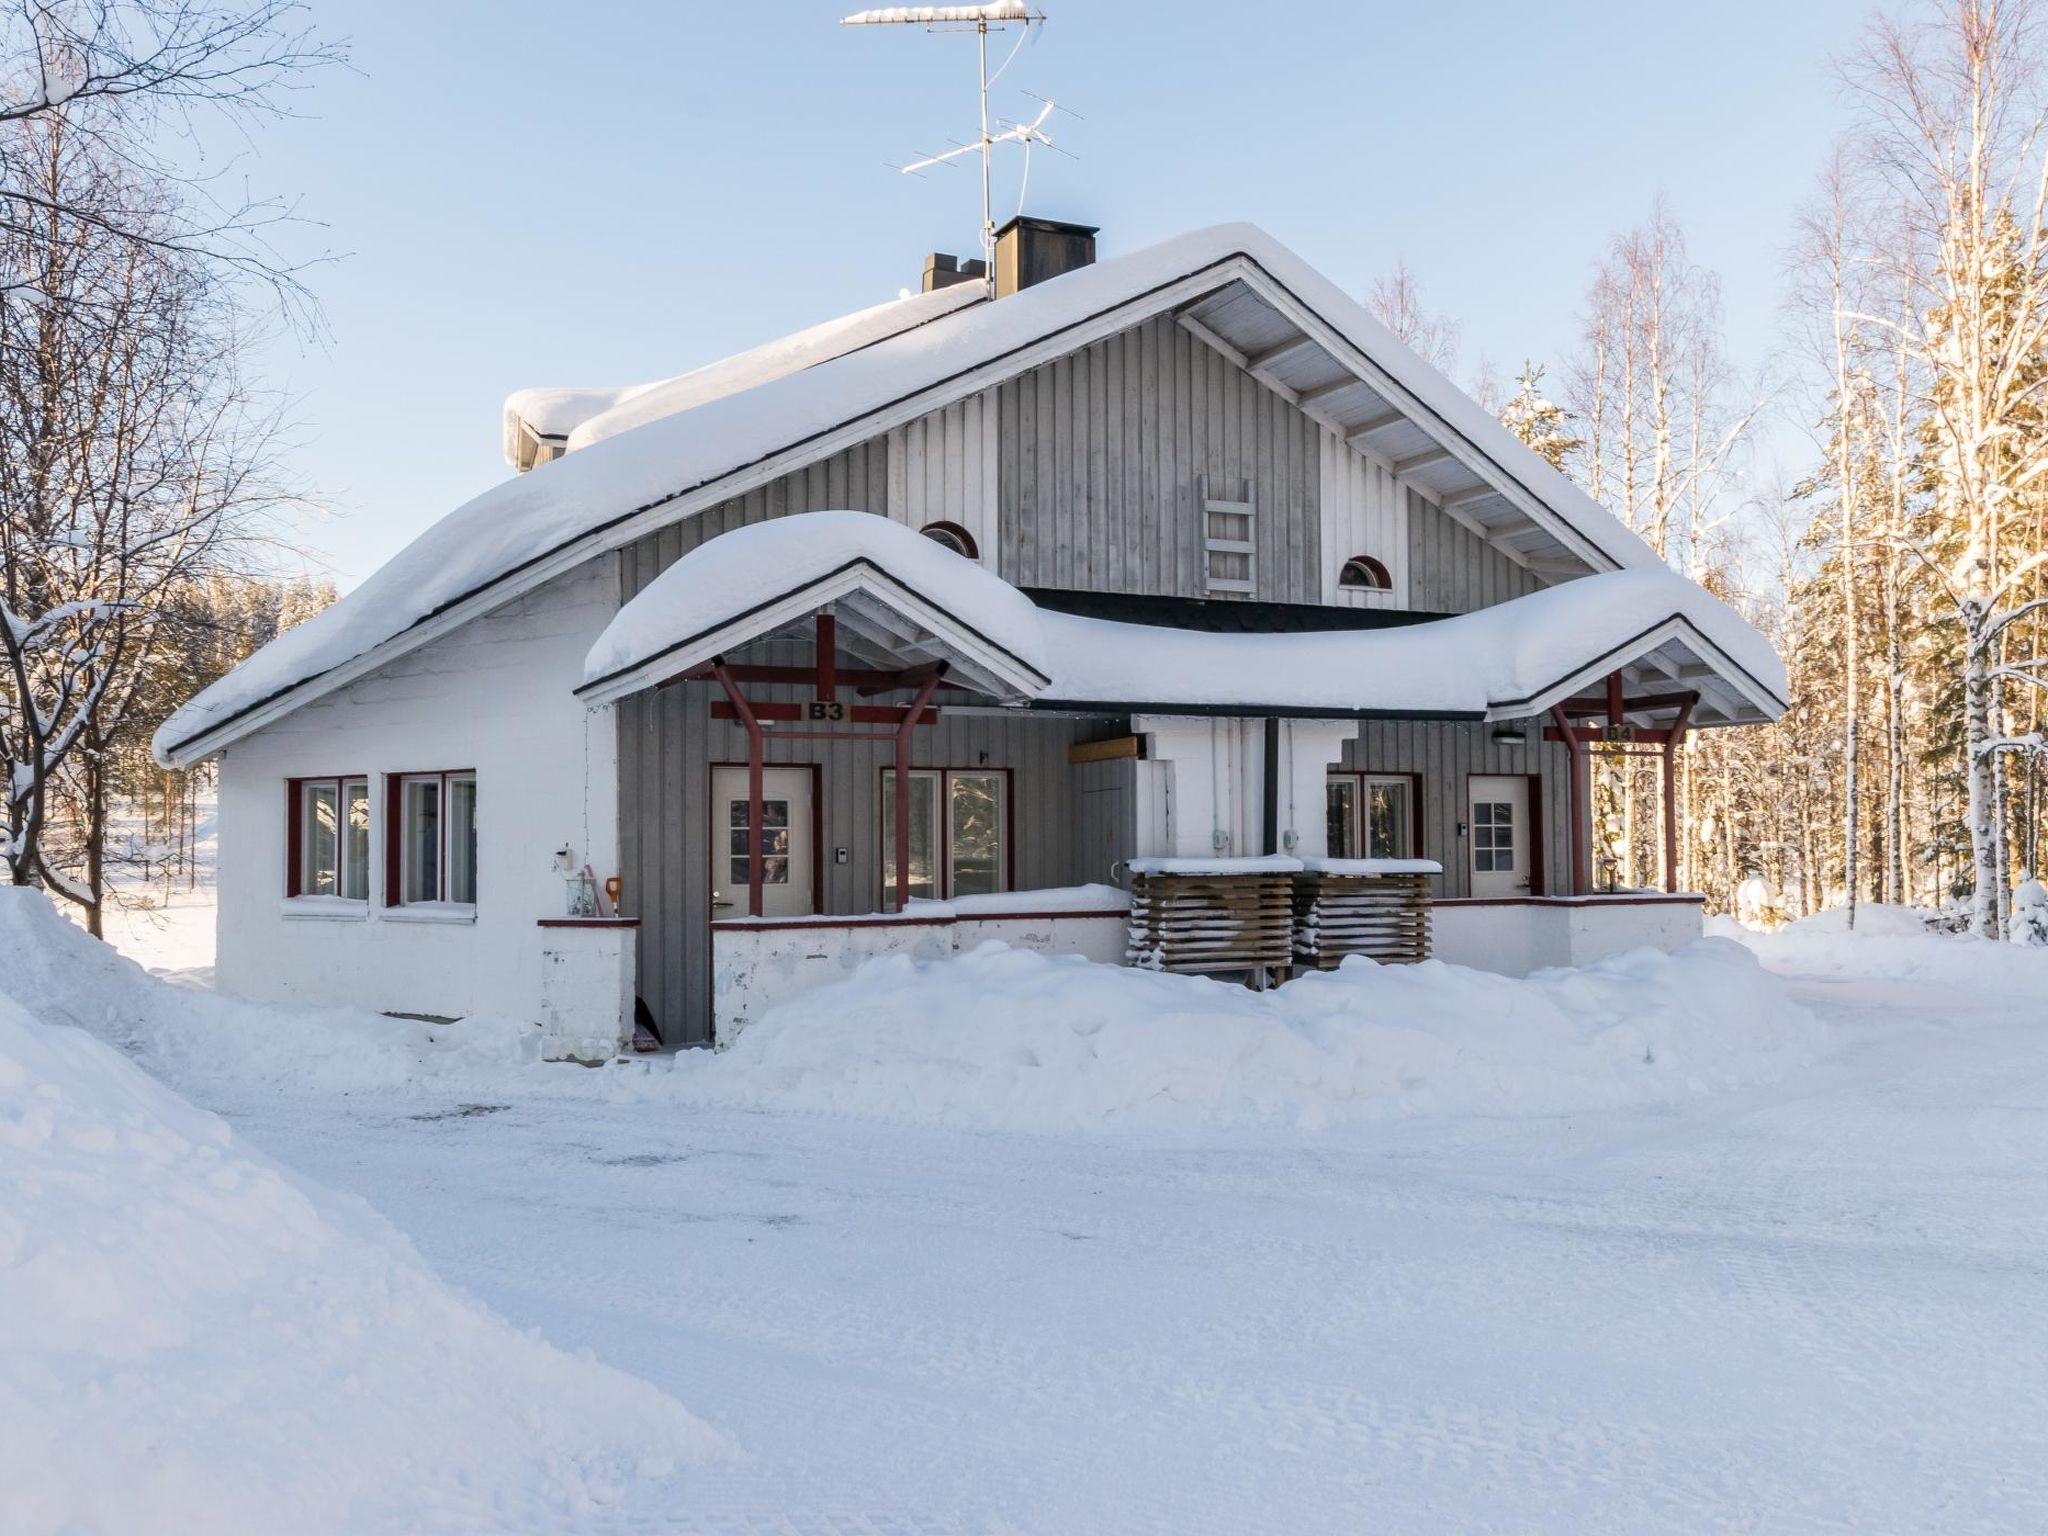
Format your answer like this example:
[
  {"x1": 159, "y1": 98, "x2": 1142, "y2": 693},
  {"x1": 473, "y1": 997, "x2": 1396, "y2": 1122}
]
[{"x1": 208, "y1": 969, "x2": 2048, "y2": 1534}]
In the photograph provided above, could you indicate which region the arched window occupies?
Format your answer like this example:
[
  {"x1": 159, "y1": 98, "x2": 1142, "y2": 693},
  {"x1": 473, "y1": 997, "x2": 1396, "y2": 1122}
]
[
  {"x1": 920, "y1": 520, "x2": 979, "y2": 561},
  {"x1": 1339, "y1": 554, "x2": 1392, "y2": 591}
]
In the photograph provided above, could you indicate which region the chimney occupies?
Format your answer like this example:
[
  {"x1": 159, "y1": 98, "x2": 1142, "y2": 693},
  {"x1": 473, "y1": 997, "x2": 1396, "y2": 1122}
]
[
  {"x1": 921, "y1": 252, "x2": 988, "y2": 293},
  {"x1": 993, "y1": 215, "x2": 1098, "y2": 297}
]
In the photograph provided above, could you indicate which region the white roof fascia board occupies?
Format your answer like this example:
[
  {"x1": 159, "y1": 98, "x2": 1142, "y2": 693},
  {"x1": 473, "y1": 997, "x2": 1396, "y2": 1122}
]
[
  {"x1": 575, "y1": 560, "x2": 1051, "y2": 710},
  {"x1": 1230, "y1": 266, "x2": 1624, "y2": 576},
  {"x1": 1483, "y1": 615, "x2": 1788, "y2": 725}
]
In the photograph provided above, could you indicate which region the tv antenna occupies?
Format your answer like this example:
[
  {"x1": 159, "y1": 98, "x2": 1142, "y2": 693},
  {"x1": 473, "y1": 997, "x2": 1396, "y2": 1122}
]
[{"x1": 842, "y1": 2, "x2": 1066, "y2": 294}]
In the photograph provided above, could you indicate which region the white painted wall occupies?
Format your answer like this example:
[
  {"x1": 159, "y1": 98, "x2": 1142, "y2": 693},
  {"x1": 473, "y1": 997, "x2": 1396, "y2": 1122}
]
[
  {"x1": 886, "y1": 388, "x2": 999, "y2": 559},
  {"x1": 1318, "y1": 429, "x2": 1410, "y2": 608},
  {"x1": 538, "y1": 923, "x2": 636, "y2": 1061},
  {"x1": 1432, "y1": 898, "x2": 1705, "y2": 978},
  {"x1": 213, "y1": 564, "x2": 620, "y2": 1023},
  {"x1": 1131, "y1": 715, "x2": 1356, "y2": 860}
]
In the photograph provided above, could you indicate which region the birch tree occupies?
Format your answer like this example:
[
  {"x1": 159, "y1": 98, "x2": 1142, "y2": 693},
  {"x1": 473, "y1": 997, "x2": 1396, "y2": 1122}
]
[
  {"x1": 0, "y1": 104, "x2": 289, "y2": 922},
  {"x1": 0, "y1": 0, "x2": 340, "y2": 315},
  {"x1": 1843, "y1": 0, "x2": 2048, "y2": 937}
]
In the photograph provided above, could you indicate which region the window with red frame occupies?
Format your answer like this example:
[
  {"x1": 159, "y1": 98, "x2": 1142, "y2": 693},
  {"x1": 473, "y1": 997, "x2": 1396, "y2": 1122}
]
[
  {"x1": 287, "y1": 776, "x2": 370, "y2": 900},
  {"x1": 388, "y1": 771, "x2": 477, "y2": 906},
  {"x1": 878, "y1": 767, "x2": 1009, "y2": 908}
]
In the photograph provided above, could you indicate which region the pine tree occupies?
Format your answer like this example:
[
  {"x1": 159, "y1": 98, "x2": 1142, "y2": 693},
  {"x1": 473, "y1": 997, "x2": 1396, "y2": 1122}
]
[{"x1": 1500, "y1": 362, "x2": 1582, "y2": 471}]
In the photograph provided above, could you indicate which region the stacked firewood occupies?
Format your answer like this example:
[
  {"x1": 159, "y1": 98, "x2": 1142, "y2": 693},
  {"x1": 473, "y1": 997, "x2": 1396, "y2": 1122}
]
[
  {"x1": 1126, "y1": 870, "x2": 1294, "y2": 975},
  {"x1": 1291, "y1": 872, "x2": 1432, "y2": 967}
]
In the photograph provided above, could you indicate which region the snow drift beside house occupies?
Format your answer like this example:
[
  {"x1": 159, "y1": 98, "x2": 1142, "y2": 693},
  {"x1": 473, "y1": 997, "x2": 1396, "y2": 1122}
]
[
  {"x1": 0, "y1": 986, "x2": 723, "y2": 1536},
  {"x1": 0, "y1": 887, "x2": 539, "y2": 1096},
  {"x1": 666, "y1": 938, "x2": 1822, "y2": 1133},
  {"x1": 1720, "y1": 902, "x2": 2048, "y2": 997}
]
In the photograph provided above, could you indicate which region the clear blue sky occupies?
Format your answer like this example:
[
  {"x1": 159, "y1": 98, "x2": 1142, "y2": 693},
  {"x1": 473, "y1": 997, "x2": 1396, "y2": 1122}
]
[{"x1": 251, "y1": 0, "x2": 1874, "y2": 589}]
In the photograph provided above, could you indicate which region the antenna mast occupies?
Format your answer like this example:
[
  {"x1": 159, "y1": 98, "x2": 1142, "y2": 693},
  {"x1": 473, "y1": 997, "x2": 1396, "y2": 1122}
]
[{"x1": 842, "y1": 2, "x2": 1052, "y2": 294}]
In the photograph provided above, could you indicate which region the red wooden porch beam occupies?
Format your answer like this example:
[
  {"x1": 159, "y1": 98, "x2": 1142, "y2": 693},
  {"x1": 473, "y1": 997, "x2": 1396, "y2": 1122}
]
[
  {"x1": 709, "y1": 659, "x2": 767, "y2": 919},
  {"x1": 1550, "y1": 702, "x2": 1591, "y2": 897},
  {"x1": 711, "y1": 701, "x2": 940, "y2": 726},
  {"x1": 1542, "y1": 726, "x2": 1680, "y2": 747},
  {"x1": 664, "y1": 661, "x2": 936, "y2": 693},
  {"x1": 815, "y1": 612, "x2": 837, "y2": 703},
  {"x1": 893, "y1": 667, "x2": 945, "y2": 911},
  {"x1": 1605, "y1": 670, "x2": 1625, "y2": 729},
  {"x1": 857, "y1": 660, "x2": 948, "y2": 698},
  {"x1": 1556, "y1": 689, "x2": 1702, "y2": 718},
  {"x1": 1661, "y1": 695, "x2": 1695, "y2": 893}
]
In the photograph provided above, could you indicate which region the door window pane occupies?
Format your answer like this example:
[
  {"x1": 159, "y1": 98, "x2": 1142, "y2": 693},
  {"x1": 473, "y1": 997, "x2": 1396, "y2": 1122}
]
[
  {"x1": 342, "y1": 780, "x2": 370, "y2": 900},
  {"x1": 948, "y1": 772, "x2": 1005, "y2": 897},
  {"x1": 303, "y1": 782, "x2": 339, "y2": 895},
  {"x1": 728, "y1": 796, "x2": 792, "y2": 886},
  {"x1": 1326, "y1": 778, "x2": 1358, "y2": 859},
  {"x1": 881, "y1": 771, "x2": 939, "y2": 906},
  {"x1": 447, "y1": 777, "x2": 477, "y2": 905},
  {"x1": 403, "y1": 778, "x2": 441, "y2": 903},
  {"x1": 1473, "y1": 800, "x2": 1514, "y2": 872}
]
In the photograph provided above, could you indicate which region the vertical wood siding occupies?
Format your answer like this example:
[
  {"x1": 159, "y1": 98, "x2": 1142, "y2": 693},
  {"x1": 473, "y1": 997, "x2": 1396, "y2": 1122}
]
[
  {"x1": 885, "y1": 388, "x2": 1000, "y2": 556},
  {"x1": 619, "y1": 680, "x2": 1109, "y2": 1048},
  {"x1": 1317, "y1": 429, "x2": 1410, "y2": 608},
  {"x1": 1339, "y1": 721, "x2": 1572, "y2": 899},
  {"x1": 994, "y1": 313, "x2": 1321, "y2": 602},
  {"x1": 1404, "y1": 486, "x2": 1543, "y2": 613},
  {"x1": 608, "y1": 337, "x2": 1575, "y2": 1046}
]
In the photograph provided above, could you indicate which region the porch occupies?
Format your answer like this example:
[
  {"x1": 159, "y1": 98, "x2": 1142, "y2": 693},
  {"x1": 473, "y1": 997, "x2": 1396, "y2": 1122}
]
[{"x1": 574, "y1": 513, "x2": 1779, "y2": 1049}]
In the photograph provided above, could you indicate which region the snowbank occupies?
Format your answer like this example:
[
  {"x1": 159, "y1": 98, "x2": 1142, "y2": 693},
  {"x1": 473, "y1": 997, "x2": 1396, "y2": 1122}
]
[
  {"x1": 666, "y1": 938, "x2": 1822, "y2": 1133},
  {"x1": 1722, "y1": 902, "x2": 2048, "y2": 998},
  {"x1": 0, "y1": 888, "x2": 539, "y2": 1096},
  {"x1": 0, "y1": 989, "x2": 724, "y2": 1536}
]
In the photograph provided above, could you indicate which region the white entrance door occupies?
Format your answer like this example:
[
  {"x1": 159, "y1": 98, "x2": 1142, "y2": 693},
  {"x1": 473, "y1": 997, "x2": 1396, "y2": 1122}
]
[
  {"x1": 1468, "y1": 774, "x2": 1532, "y2": 897},
  {"x1": 710, "y1": 766, "x2": 815, "y2": 919}
]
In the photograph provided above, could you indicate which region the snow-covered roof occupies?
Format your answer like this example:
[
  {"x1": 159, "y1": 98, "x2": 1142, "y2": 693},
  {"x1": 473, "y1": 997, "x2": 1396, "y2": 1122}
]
[
  {"x1": 581, "y1": 511, "x2": 1051, "y2": 702},
  {"x1": 159, "y1": 223, "x2": 1688, "y2": 766},
  {"x1": 501, "y1": 282, "x2": 983, "y2": 466},
  {"x1": 579, "y1": 512, "x2": 1788, "y2": 726}
]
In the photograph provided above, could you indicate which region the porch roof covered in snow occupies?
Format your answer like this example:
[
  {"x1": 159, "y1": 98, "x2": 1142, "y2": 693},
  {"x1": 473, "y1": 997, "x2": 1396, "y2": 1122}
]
[{"x1": 578, "y1": 513, "x2": 1789, "y2": 728}]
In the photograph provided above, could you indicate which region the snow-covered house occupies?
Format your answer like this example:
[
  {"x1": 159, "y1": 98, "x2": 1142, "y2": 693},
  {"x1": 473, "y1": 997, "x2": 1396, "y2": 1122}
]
[{"x1": 156, "y1": 218, "x2": 1787, "y2": 1057}]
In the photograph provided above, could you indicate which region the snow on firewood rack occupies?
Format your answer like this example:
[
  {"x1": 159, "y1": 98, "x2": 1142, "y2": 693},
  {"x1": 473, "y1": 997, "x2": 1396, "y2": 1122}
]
[
  {"x1": 1124, "y1": 858, "x2": 1299, "y2": 977},
  {"x1": 1291, "y1": 860, "x2": 1441, "y2": 969}
]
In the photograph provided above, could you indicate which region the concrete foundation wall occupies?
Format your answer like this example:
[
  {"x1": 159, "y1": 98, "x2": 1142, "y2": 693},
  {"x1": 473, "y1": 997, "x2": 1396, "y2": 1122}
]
[
  {"x1": 711, "y1": 905, "x2": 1128, "y2": 1042},
  {"x1": 1432, "y1": 896, "x2": 1705, "y2": 978}
]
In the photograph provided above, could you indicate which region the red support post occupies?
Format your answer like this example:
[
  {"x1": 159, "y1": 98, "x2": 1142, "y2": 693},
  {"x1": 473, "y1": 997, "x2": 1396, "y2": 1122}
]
[
  {"x1": 711, "y1": 660, "x2": 767, "y2": 918},
  {"x1": 892, "y1": 668, "x2": 944, "y2": 911},
  {"x1": 1551, "y1": 703, "x2": 1590, "y2": 896},
  {"x1": 815, "y1": 612, "x2": 837, "y2": 703},
  {"x1": 1661, "y1": 696, "x2": 1695, "y2": 894}
]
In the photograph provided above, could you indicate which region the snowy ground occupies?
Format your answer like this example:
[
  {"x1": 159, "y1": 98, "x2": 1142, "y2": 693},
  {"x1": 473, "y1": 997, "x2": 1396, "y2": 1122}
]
[{"x1": 18, "y1": 889, "x2": 2048, "y2": 1532}]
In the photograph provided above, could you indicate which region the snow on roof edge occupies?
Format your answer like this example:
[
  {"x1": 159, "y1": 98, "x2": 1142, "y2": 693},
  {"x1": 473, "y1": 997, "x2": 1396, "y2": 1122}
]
[
  {"x1": 501, "y1": 283, "x2": 985, "y2": 467},
  {"x1": 583, "y1": 512, "x2": 1787, "y2": 723},
  {"x1": 158, "y1": 224, "x2": 1693, "y2": 766}
]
